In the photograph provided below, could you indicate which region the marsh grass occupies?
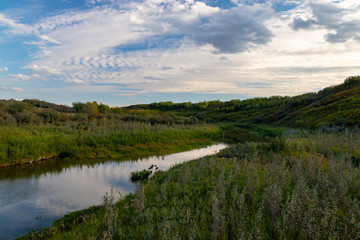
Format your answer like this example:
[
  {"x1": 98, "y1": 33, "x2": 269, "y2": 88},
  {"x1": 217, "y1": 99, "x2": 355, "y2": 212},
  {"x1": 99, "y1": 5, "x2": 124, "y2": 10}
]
[{"x1": 0, "y1": 123, "x2": 221, "y2": 167}]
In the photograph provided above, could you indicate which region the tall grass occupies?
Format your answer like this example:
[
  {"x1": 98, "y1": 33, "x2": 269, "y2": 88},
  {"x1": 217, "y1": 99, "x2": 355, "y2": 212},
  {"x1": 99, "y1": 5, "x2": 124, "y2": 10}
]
[{"x1": 0, "y1": 123, "x2": 221, "y2": 167}]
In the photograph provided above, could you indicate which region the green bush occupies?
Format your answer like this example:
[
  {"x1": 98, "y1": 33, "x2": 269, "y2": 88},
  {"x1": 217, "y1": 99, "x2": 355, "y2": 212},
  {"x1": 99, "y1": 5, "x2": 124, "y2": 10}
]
[{"x1": 130, "y1": 170, "x2": 151, "y2": 182}]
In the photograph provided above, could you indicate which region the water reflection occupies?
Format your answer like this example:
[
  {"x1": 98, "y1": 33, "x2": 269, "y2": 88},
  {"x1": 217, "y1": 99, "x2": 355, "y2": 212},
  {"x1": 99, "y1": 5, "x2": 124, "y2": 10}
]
[{"x1": 0, "y1": 143, "x2": 227, "y2": 240}]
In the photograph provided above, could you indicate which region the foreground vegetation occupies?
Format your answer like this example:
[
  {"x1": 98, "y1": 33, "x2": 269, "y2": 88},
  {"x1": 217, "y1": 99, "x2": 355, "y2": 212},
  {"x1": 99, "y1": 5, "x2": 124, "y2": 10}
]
[{"x1": 20, "y1": 128, "x2": 360, "y2": 239}]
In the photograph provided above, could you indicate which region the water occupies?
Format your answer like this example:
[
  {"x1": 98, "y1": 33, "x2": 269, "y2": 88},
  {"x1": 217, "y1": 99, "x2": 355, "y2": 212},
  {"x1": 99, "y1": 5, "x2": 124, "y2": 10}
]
[{"x1": 0, "y1": 143, "x2": 227, "y2": 239}]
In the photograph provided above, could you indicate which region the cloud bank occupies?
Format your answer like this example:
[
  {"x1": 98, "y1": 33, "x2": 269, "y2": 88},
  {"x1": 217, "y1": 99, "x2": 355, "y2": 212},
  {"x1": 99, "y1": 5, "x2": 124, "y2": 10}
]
[{"x1": 0, "y1": 0, "x2": 360, "y2": 103}]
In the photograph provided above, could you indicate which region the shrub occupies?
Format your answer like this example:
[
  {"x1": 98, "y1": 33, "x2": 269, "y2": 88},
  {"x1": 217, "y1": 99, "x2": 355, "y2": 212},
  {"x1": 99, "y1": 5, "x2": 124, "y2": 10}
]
[
  {"x1": 130, "y1": 170, "x2": 151, "y2": 182},
  {"x1": 344, "y1": 76, "x2": 360, "y2": 86}
]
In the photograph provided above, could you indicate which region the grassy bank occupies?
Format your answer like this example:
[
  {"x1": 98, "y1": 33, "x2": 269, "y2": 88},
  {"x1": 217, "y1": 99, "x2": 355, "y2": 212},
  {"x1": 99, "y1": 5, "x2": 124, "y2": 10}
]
[
  {"x1": 20, "y1": 128, "x2": 360, "y2": 239},
  {"x1": 220, "y1": 123, "x2": 290, "y2": 143},
  {"x1": 0, "y1": 123, "x2": 221, "y2": 167}
]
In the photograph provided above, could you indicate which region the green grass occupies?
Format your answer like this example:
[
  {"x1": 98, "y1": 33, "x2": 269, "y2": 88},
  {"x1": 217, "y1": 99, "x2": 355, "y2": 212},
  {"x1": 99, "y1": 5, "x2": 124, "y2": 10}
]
[
  {"x1": 0, "y1": 123, "x2": 222, "y2": 167},
  {"x1": 219, "y1": 123, "x2": 290, "y2": 144}
]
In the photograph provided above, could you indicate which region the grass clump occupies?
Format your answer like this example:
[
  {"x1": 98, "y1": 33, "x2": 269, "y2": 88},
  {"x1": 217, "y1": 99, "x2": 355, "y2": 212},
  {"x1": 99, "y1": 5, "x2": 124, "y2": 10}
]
[{"x1": 130, "y1": 170, "x2": 152, "y2": 182}]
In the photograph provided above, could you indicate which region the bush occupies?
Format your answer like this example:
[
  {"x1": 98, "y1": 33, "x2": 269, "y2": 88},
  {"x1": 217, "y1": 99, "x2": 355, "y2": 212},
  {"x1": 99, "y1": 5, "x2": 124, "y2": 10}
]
[
  {"x1": 344, "y1": 76, "x2": 360, "y2": 86},
  {"x1": 130, "y1": 170, "x2": 151, "y2": 182}
]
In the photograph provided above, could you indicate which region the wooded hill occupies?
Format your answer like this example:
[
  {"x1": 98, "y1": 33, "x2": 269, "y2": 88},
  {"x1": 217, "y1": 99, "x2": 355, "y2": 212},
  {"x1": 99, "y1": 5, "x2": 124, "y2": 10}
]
[
  {"x1": 0, "y1": 76, "x2": 359, "y2": 129},
  {"x1": 126, "y1": 76, "x2": 360, "y2": 128}
]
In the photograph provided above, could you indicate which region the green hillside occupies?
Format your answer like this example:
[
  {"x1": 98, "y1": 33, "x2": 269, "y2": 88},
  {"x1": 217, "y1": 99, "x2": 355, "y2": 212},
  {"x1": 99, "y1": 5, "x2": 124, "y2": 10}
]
[
  {"x1": 127, "y1": 76, "x2": 360, "y2": 128},
  {"x1": 1, "y1": 76, "x2": 359, "y2": 129},
  {"x1": 264, "y1": 76, "x2": 360, "y2": 127}
]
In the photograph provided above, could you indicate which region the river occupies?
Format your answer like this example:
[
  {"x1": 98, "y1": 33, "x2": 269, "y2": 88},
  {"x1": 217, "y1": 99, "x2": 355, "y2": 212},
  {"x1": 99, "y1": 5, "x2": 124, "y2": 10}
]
[{"x1": 0, "y1": 143, "x2": 227, "y2": 239}]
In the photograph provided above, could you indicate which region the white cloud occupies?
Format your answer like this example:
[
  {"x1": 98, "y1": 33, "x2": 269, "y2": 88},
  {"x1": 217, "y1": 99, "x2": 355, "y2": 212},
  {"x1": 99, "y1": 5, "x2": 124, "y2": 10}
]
[
  {"x1": 0, "y1": 67, "x2": 8, "y2": 72},
  {"x1": 85, "y1": 0, "x2": 114, "y2": 5},
  {"x1": 66, "y1": 78, "x2": 87, "y2": 84},
  {"x1": 0, "y1": 86, "x2": 23, "y2": 92},
  {"x1": 9, "y1": 73, "x2": 31, "y2": 80},
  {"x1": 39, "y1": 35, "x2": 61, "y2": 44},
  {"x1": 25, "y1": 65, "x2": 61, "y2": 75},
  {"x1": 0, "y1": 14, "x2": 24, "y2": 28},
  {"x1": 0, "y1": 13, "x2": 30, "y2": 35}
]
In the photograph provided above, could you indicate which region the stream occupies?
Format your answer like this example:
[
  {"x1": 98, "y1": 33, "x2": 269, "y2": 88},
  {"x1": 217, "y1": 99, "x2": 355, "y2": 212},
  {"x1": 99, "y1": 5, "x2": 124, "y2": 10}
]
[{"x1": 0, "y1": 143, "x2": 227, "y2": 239}]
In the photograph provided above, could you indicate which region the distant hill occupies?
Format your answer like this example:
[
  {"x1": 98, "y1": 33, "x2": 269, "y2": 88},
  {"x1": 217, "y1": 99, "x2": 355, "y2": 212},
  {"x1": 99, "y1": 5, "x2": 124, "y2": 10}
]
[
  {"x1": 1, "y1": 76, "x2": 359, "y2": 128},
  {"x1": 263, "y1": 76, "x2": 360, "y2": 127},
  {"x1": 127, "y1": 76, "x2": 360, "y2": 128}
]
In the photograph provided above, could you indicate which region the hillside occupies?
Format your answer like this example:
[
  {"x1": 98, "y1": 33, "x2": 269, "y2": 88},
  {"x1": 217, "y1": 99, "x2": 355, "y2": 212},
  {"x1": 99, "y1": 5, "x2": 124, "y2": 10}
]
[
  {"x1": 126, "y1": 76, "x2": 360, "y2": 128},
  {"x1": 264, "y1": 76, "x2": 360, "y2": 127},
  {"x1": 0, "y1": 76, "x2": 359, "y2": 129}
]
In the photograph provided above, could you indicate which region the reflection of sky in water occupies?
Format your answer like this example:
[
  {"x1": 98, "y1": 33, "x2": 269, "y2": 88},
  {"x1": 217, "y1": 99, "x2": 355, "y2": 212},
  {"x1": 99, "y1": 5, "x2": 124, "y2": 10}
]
[{"x1": 0, "y1": 143, "x2": 227, "y2": 240}]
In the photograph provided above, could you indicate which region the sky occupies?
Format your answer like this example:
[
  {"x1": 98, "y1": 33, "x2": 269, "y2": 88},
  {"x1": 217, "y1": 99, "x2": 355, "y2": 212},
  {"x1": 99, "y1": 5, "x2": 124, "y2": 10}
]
[{"x1": 0, "y1": 0, "x2": 359, "y2": 106}]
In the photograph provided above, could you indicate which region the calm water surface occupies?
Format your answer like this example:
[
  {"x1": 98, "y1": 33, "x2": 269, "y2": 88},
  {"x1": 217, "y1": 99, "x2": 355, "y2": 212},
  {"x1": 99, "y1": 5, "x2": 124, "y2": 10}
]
[{"x1": 0, "y1": 143, "x2": 227, "y2": 239}]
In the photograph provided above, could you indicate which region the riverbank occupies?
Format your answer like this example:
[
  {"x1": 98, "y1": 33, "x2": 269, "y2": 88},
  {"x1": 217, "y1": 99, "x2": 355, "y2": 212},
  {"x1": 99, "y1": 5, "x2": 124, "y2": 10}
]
[
  {"x1": 0, "y1": 123, "x2": 222, "y2": 168},
  {"x1": 18, "y1": 128, "x2": 360, "y2": 239}
]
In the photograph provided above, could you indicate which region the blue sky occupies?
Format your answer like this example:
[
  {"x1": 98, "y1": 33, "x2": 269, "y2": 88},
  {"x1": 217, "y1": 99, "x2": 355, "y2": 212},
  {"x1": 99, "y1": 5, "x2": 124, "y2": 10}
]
[{"x1": 0, "y1": 0, "x2": 359, "y2": 106}]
